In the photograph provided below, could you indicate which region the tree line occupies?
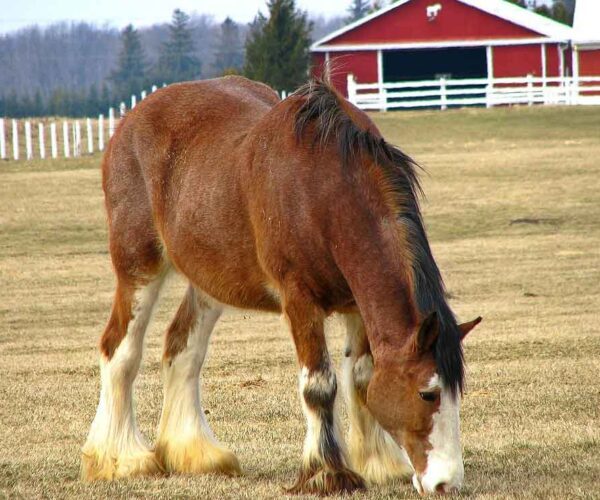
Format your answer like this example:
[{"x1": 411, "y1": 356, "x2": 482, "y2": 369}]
[
  {"x1": 506, "y1": 0, "x2": 575, "y2": 25},
  {"x1": 0, "y1": 1, "x2": 343, "y2": 118},
  {"x1": 0, "y1": 0, "x2": 576, "y2": 118}
]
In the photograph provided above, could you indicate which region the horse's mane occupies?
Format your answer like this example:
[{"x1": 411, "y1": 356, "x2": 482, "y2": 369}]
[{"x1": 292, "y1": 79, "x2": 465, "y2": 396}]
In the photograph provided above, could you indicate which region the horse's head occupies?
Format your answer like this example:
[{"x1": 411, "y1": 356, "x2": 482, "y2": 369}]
[{"x1": 366, "y1": 313, "x2": 481, "y2": 495}]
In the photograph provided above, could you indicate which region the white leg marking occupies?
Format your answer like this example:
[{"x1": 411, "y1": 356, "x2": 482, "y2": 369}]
[
  {"x1": 156, "y1": 289, "x2": 240, "y2": 474},
  {"x1": 343, "y1": 313, "x2": 413, "y2": 484},
  {"x1": 299, "y1": 364, "x2": 343, "y2": 467},
  {"x1": 82, "y1": 274, "x2": 166, "y2": 479},
  {"x1": 419, "y1": 374, "x2": 464, "y2": 494}
]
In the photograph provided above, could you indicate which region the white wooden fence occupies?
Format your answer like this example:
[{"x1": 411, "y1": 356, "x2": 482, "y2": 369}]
[
  {"x1": 0, "y1": 83, "x2": 295, "y2": 162},
  {"x1": 347, "y1": 74, "x2": 600, "y2": 111},
  {"x1": 0, "y1": 114, "x2": 114, "y2": 161},
  {"x1": 0, "y1": 83, "x2": 163, "y2": 162}
]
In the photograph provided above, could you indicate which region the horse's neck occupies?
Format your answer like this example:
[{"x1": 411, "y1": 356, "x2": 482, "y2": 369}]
[{"x1": 331, "y1": 221, "x2": 419, "y2": 358}]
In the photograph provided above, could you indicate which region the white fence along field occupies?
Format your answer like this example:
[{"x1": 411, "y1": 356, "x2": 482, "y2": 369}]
[
  {"x1": 0, "y1": 84, "x2": 162, "y2": 162},
  {"x1": 3, "y1": 77, "x2": 600, "y2": 161},
  {"x1": 347, "y1": 74, "x2": 600, "y2": 111},
  {"x1": 0, "y1": 114, "x2": 114, "y2": 161}
]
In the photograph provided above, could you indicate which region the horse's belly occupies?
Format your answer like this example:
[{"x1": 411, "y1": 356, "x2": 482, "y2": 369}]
[{"x1": 163, "y1": 207, "x2": 280, "y2": 313}]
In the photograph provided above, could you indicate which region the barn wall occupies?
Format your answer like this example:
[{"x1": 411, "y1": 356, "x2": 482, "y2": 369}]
[
  {"x1": 545, "y1": 44, "x2": 561, "y2": 77},
  {"x1": 579, "y1": 49, "x2": 600, "y2": 76},
  {"x1": 311, "y1": 53, "x2": 326, "y2": 80},
  {"x1": 327, "y1": 51, "x2": 378, "y2": 96},
  {"x1": 493, "y1": 44, "x2": 542, "y2": 77},
  {"x1": 327, "y1": 0, "x2": 541, "y2": 46}
]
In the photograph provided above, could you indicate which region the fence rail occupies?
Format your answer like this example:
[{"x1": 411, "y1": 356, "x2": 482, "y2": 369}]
[
  {"x1": 0, "y1": 83, "x2": 165, "y2": 162},
  {"x1": 0, "y1": 115, "x2": 116, "y2": 161},
  {"x1": 347, "y1": 74, "x2": 600, "y2": 111},
  {"x1": 0, "y1": 83, "x2": 290, "y2": 162}
]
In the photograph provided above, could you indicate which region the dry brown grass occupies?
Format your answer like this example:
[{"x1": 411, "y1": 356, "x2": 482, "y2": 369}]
[{"x1": 1, "y1": 105, "x2": 599, "y2": 499}]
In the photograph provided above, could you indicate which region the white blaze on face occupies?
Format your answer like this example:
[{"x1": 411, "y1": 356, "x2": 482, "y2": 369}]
[{"x1": 416, "y1": 374, "x2": 464, "y2": 495}]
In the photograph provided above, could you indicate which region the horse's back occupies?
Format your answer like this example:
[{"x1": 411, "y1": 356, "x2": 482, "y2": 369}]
[{"x1": 102, "y1": 77, "x2": 282, "y2": 308}]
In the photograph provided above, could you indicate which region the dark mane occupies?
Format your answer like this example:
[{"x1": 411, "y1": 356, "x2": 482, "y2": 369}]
[{"x1": 292, "y1": 79, "x2": 465, "y2": 395}]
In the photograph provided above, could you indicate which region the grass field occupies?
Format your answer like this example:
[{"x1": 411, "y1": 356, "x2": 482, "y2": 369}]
[{"x1": 1, "y1": 105, "x2": 599, "y2": 499}]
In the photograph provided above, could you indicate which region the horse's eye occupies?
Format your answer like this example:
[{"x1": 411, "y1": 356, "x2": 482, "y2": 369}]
[{"x1": 419, "y1": 391, "x2": 437, "y2": 403}]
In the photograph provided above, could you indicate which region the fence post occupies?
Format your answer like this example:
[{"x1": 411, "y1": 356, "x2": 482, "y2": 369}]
[
  {"x1": 120, "y1": 102, "x2": 126, "y2": 117},
  {"x1": 25, "y1": 121, "x2": 33, "y2": 160},
  {"x1": 72, "y1": 122, "x2": 76, "y2": 157},
  {"x1": 50, "y1": 123, "x2": 58, "y2": 159},
  {"x1": 141, "y1": 90, "x2": 147, "y2": 100},
  {"x1": 63, "y1": 121, "x2": 70, "y2": 158},
  {"x1": 527, "y1": 73, "x2": 534, "y2": 106},
  {"x1": 151, "y1": 85, "x2": 157, "y2": 93},
  {"x1": 0, "y1": 118, "x2": 5, "y2": 159},
  {"x1": 86, "y1": 118, "x2": 93, "y2": 154},
  {"x1": 12, "y1": 120, "x2": 19, "y2": 160},
  {"x1": 131, "y1": 95, "x2": 137, "y2": 109},
  {"x1": 347, "y1": 74, "x2": 357, "y2": 105},
  {"x1": 108, "y1": 108, "x2": 115, "y2": 138},
  {"x1": 486, "y1": 78, "x2": 494, "y2": 108},
  {"x1": 440, "y1": 77, "x2": 447, "y2": 111},
  {"x1": 38, "y1": 123, "x2": 45, "y2": 159},
  {"x1": 74, "y1": 121, "x2": 82, "y2": 157},
  {"x1": 378, "y1": 78, "x2": 387, "y2": 112},
  {"x1": 98, "y1": 114, "x2": 104, "y2": 151}
]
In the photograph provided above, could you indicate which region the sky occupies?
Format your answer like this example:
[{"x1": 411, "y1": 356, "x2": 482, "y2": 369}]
[{"x1": 0, "y1": 0, "x2": 352, "y2": 34}]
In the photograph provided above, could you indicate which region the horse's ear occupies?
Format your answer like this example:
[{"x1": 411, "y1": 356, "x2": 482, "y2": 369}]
[
  {"x1": 416, "y1": 311, "x2": 439, "y2": 353},
  {"x1": 458, "y1": 316, "x2": 482, "y2": 340}
]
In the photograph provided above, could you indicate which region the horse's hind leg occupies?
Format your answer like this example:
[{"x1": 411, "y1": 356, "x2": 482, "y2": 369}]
[
  {"x1": 343, "y1": 312, "x2": 413, "y2": 484},
  {"x1": 81, "y1": 269, "x2": 168, "y2": 480},
  {"x1": 155, "y1": 286, "x2": 240, "y2": 476},
  {"x1": 283, "y1": 281, "x2": 365, "y2": 495}
]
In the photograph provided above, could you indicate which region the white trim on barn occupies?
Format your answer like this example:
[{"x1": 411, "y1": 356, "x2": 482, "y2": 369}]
[
  {"x1": 312, "y1": 37, "x2": 570, "y2": 52},
  {"x1": 486, "y1": 45, "x2": 494, "y2": 80},
  {"x1": 572, "y1": 46, "x2": 580, "y2": 80},
  {"x1": 541, "y1": 43, "x2": 547, "y2": 84},
  {"x1": 311, "y1": 0, "x2": 572, "y2": 50},
  {"x1": 377, "y1": 49, "x2": 383, "y2": 87},
  {"x1": 558, "y1": 44, "x2": 565, "y2": 77},
  {"x1": 458, "y1": 0, "x2": 572, "y2": 38}
]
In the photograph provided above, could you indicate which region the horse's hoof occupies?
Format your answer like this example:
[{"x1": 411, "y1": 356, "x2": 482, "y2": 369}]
[
  {"x1": 287, "y1": 466, "x2": 366, "y2": 495},
  {"x1": 154, "y1": 439, "x2": 241, "y2": 476},
  {"x1": 81, "y1": 447, "x2": 164, "y2": 481}
]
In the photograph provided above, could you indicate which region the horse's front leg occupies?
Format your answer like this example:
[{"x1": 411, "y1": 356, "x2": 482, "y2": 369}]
[
  {"x1": 283, "y1": 282, "x2": 365, "y2": 495},
  {"x1": 343, "y1": 312, "x2": 414, "y2": 484}
]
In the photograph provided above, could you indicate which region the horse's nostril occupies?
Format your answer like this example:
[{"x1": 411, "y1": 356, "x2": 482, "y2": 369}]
[{"x1": 435, "y1": 482, "x2": 447, "y2": 494}]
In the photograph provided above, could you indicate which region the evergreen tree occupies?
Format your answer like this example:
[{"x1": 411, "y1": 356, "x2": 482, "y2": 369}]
[
  {"x1": 86, "y1": 83, "x2": 100, "y2": 115},
  {"x1": 109, "y1": 24, "x2": 148, "y2": 101},
  {"x1": 346, "y1": 0, "x2": 371, "y2": 24},
  {"x1": 213, "y1": 17, "x2": 244, "y2": 75},
  {"x1": 154, "y1": 9, "x2": 200, "y2": 83},
  {"x1": 100, "y1": 84, "x2": 112, "y2": 112},
  {"x1": 368, "y1": 0, "x2": 386, "y2": 14},
  {"x1": 244, "y1": 0, "x2": 312, "y2": 92},
  {"x1": 506, "y1": 0, "x2": 575, "y2": 26},
  {"x1": 33, "y1": 90, "x2": 45, "y2": 117}
]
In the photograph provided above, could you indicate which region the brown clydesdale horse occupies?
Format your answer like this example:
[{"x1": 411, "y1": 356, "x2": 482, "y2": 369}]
[{"x1": 81, "y1": 76, "x2": 481, "y2": 495}]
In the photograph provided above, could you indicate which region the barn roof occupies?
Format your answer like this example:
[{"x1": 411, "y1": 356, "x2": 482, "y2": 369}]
[
  {"x1": 312, "y1": 0, "x2": 573, "y2": 50},
  {"x1": 572, "y1": 0, "x2": 600, "y2": 45}
]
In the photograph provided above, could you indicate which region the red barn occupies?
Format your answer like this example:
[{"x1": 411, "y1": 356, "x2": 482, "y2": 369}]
[{"x1": 310, "y1": 0, "x2": 577, "y2": 97}]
